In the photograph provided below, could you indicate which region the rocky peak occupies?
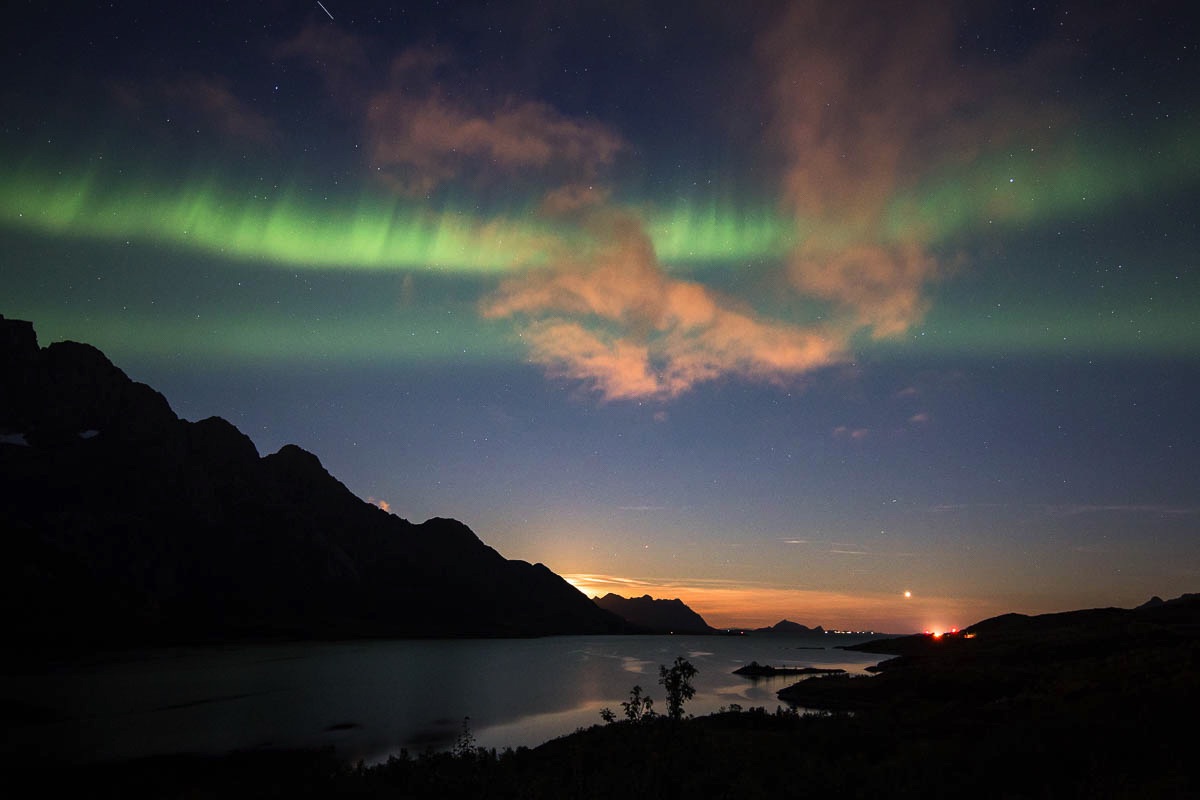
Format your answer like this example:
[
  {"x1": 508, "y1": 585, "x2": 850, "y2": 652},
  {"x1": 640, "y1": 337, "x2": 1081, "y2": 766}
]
[
  {"x1": 0, "y1": 320, "x2": 176, "y2": 445},
  {"x1": 593, "y1": 592, "x2": 713, "y2": 634},
  {"x1": 0, "y1": 314, "x2": 39, "y2": 365}
]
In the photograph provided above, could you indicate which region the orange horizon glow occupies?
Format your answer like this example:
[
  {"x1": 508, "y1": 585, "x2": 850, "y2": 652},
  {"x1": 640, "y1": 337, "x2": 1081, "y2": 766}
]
[{"x1": 562, "y1": 572, "x2": 986, "y2": 633}]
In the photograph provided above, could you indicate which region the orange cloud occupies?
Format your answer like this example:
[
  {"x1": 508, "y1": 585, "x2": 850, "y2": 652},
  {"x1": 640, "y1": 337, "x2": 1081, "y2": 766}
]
[
  {"x1": 790, "y1": 242, "x2": 939, "y2": 338},
  {"x1": 366, "y1": 52, "x2": 623, "y2": 195},
  {"x1": 483, "y1": 209, "x2": 845, "y2": 401},
  {"x1": 762, "y1": 5, "x2": 971, "y2": 221},
  {"x1": 275, "y1": 34, "x2": 623, "y2": 196},
  {"x1": 758, "y1": 4, "x2": 981, "y2": 338}
]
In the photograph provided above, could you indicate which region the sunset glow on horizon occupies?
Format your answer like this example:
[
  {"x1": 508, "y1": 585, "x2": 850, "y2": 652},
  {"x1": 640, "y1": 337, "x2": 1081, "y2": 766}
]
[{"x1": 562, "y1": 573, "x2": 989, "y2": 633}]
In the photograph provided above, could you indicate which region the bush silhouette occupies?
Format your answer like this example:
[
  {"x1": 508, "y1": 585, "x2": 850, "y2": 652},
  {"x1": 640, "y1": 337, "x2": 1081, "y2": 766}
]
[{"x1": 659, "y1": 657, "x2": 699, "y2": 720}]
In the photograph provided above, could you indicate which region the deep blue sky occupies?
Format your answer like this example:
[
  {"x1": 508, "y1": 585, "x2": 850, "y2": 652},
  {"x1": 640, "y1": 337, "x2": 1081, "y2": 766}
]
[{"x1": 3, "y1": 0, "x2": 1198, "y2": 630}]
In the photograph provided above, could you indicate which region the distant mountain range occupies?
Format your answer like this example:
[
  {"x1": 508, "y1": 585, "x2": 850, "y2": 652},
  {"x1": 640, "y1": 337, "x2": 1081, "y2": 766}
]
[
  {"x1": 0, "y1": 315, "x2": 627, "y2": 645},
  {"x1": 587, "y1": 595, "x2": 833, "y2": 636},
  {"x1": 753, "y1": 619, "x2": 825, "y2": 635},
  {"x1": 593, "y1": 593, "x2": 714, "y2": 634}
]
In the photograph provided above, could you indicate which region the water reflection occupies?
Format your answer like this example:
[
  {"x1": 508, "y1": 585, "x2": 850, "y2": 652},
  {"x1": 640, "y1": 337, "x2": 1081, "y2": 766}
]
[{"x1": 1, "y1": 634, "x2": 885, "y2": 765}]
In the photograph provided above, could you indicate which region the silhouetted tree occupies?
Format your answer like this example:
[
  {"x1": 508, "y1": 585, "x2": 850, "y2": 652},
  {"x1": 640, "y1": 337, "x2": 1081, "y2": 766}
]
[
  {"x1": 621, "y1": 685, "x2": 654, "y2": 721},
  {"x1": 659, "y1": 657, "x2": 698, "y2": 720},
  {"x1": 452, "y1": 717, "x2": 476, "y2": 758}
]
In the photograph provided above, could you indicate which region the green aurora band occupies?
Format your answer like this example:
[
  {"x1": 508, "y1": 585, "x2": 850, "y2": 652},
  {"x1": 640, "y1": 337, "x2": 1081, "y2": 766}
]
[
  {"x1": 3, "y1": 124, "x2": 1198, "y2": 364},
  {"x1": 15, "y1": 304, "x2": 520, "y2": 366},
  {"x1": 884, "y1": 130, "x2": 1200, "y2": 245},
  {"x1": 0, "y1": 161, "x2": 794, "y2": 273},
  {"x1": 2, "y1": 124, "x2": 1196, "y2": 276}
]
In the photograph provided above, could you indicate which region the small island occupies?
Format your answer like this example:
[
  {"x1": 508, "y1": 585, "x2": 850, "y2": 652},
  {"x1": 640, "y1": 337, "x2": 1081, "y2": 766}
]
[{"x1": 732, "y1": 661, "x2": 847, "y2": 677}]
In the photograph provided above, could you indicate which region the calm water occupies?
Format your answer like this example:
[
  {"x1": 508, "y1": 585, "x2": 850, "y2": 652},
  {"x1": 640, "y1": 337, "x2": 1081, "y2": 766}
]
[{"x1": 1, "y1": 634, "x2": 887, "y2": 765}]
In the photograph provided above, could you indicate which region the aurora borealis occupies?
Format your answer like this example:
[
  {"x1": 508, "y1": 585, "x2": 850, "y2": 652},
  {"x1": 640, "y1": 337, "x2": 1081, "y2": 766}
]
[{"x1": 3, "y1": 0, "x2": 1198, "y2": 631}]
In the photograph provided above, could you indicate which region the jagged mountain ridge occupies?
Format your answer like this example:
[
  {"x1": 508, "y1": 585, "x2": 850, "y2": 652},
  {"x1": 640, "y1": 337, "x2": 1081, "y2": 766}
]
[
  {"x1": 0, "y1": 315, "x2": 626, "y2": 644},
  {"x1": 593, "y1": 593, "x2": 714, "y2": 634}
]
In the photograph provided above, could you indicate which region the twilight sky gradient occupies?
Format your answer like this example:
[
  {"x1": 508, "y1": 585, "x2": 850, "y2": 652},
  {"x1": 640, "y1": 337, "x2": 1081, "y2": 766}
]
[{"x1": 3, "y1": 1, "x2": 1198, "y2": 632}]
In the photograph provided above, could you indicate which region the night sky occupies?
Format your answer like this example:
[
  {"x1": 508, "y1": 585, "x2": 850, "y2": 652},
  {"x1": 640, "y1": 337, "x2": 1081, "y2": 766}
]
[{"x1": 3, "y1": 1, "x2": 1198, "y2": 632}]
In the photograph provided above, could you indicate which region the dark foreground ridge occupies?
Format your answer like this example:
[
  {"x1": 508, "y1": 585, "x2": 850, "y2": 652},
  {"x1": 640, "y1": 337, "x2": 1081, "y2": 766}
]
[
  {"x1": 0, "y1": 315, "x2": 625, "y2": 644},
  {"x1": 780, "y1": 592, "x2": 1200, "y2": 709}
]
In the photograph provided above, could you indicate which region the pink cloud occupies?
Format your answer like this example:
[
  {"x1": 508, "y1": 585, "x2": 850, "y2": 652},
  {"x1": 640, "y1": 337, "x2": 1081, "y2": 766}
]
[
  {"x1": 757, "y1": 4, "x2": 1047, "y2": 339},
  {"x1": 483, "y1": 210, "x2": 845, "y2": 401},
  {"x1": 274, "y1": 34, "x2": 624, "y2": 196},
  {"x1": 366, "y1": 52, "x2": 623, "y2": 195},
  {"x1": 790, "y1": 242, "x2": 939, "y2": 338}
]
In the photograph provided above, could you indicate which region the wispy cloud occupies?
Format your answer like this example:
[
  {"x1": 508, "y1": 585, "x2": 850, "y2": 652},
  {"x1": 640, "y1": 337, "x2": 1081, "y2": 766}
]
[
  {"x1": 111, "y1": 75, "x2": 277, "y2": 145},
  {"x1": 758, "y1": 4, "x2": 1058, "y2": 342},
  {"x1": 274, "y1": 23, "x2": 370, "y2": 108},
  {"x1": 1046, "y1": 504, "x2": 1200, "y2": 517},
  {"x1": 365, "y1": 50, "x2": 623, "y2": 196},
  {"x1": 931, "y1": 502, "x2": 1199, "y2": 517},
  {"x1": 931, "y1": 503, "x2": 1009, "y2": 512},
  {"x1": 275, "y1": 33, "x2": 623, "y2": 196}
]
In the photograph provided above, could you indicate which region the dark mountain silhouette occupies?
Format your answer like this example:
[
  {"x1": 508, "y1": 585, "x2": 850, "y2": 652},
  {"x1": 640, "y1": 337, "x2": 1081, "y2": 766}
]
[
  {"x1": 779, "y1": 593, "x2": 1200, "y2": 711},
  {"x1": 593, "y1": 593, "x2": 713, "y2": 634},
  {"x1": 753, "y1": 619, "x2": 825, "y2": 635},
  {"x1": 0, "y1": 315, "x2": 626, "y2": 645}
]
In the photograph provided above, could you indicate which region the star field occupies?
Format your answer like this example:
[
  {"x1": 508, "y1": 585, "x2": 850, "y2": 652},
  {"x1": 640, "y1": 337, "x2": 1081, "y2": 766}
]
[{"x1": 2, "y1": 0, "x2": 1198, "y2": 631}]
